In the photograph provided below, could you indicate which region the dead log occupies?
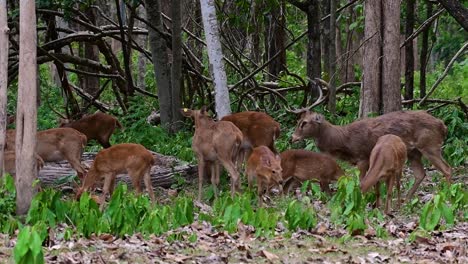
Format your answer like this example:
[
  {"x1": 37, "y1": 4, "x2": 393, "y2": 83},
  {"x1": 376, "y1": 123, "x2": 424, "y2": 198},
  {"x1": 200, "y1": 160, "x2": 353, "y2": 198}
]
[{"x1": 38, "y1": 152, "x2": 197, "y2": 190}]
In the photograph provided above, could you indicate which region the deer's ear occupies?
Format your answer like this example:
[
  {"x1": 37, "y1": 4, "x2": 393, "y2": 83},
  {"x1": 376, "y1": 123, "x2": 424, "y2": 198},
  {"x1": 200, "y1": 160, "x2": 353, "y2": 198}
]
[
  {"x1": 313, "y1": 113, "x2": 324, "y2": 124},
  {"x1": 180, "y1": 108, "x2": 193, "y2": 117},
  {"x1": 200, "y1": 105, "x2": 208, "y2": 114},
  {"x1": 59, "y1": 118, "x2": 69, "y2": 126},
  {"x1": 261, "y1": 156, "x2": 271, "y2": 167}
]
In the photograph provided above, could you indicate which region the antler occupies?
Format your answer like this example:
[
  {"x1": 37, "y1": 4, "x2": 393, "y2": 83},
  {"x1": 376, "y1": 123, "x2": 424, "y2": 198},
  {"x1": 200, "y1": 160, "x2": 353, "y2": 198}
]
[{"x1": 286, "y1": 78, "x2": 325, "y2": 114}]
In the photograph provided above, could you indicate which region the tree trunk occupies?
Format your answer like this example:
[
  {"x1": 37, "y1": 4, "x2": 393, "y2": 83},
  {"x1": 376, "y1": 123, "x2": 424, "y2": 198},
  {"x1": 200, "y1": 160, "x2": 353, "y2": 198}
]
[
  {"x1": 200, "y1": 0, "x2": 231, "y2": 118},
  {"x1": 321, "y1": 0, "x2": 331, "y2": 80},
  {"x1": 307, "y1": 0, "x2": 322, "y2": 102},
  {"x1": 115, "y1": 0, "x2": 134, "y2": 99},
  {"x1": 420, "y1": 2, "x2": 433, "y2": 98},
  {"x1": 16, "y1": 0, "x2": 38, "y2": 215},
  {"x1": 266, "y1": 0, "x2": 286, "y2": 79},
  {"x1": 0, "y1": 0, "x2": 8, "y2": 174},
  {"x1": 360, "y1": 0, "x2": 381, "y2": 117},
  {"x1": 404, "y1": 0, "x2": 415, "y2": 108},
  {"x1": 327, "y1": 0, "x2": 337, "y2": 114},
  {"x1": 437, "y1": 0, "x2": 468, "y2": 31},
  {"x1": 82, "y1": 8, "x2": 100, "y2": 97},
  {"x1": 144, "y1": 0, "x2": 173, "y2": 127},
  {"x1": 382, "y1": 0, "x2": 401, "y2": 113},
  {"x1": 171, "y1": 0, "x2": 183, "y2": 132}
]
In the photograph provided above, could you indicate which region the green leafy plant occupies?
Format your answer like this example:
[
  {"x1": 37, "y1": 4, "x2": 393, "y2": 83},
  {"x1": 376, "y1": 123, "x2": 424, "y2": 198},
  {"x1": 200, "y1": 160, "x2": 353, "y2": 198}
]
[
  {"x1": 284, "y1": 200, "x2": 317, "y2": 231},
  {"x1": 329, "y1": 173, "x2": 367, "y2": 233},
  {"x1": 13, "y1": 224, "x2": 46, "y2": 264}
]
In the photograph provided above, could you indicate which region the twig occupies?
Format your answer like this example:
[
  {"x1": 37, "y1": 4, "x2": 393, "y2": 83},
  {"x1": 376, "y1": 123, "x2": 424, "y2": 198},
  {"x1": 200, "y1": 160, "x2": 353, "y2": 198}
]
[
  {"x1": 419, "y1": 42, "x2": 468, "y2": 106},
  {"x1": 400, "y1": 8, "x2": 444, "y2": 48}
]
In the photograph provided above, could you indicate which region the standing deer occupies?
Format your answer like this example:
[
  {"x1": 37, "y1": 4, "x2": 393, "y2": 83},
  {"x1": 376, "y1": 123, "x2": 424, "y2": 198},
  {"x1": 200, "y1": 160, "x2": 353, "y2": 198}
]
[
  {"x1": 6, "y1": 128, "x2": 87, "y2": 180},
  {"x1": 280, "y1": 149, "x2": 343, "y2": 194},
  {"x1": 181, "y1": 107, "x2": 243, "y2": 200},
  {"x1": 245, "y1": 146, "x2": 283, "y2": 206},
  {"x1": 60, "y1": 112, "x2": 122, "y2": 148},
  {"x1": 76, "y1": 143, "x2": 156, "y2": 209},
  {"x1": 291, "y1": 110, "x2": 451, "y2": 200},
  {"x1": 221, "y1": 111, "x2": 280, "y2": 164},
  {"x1": 360, "y1": 134, "x2": 407, "y2": 214}
]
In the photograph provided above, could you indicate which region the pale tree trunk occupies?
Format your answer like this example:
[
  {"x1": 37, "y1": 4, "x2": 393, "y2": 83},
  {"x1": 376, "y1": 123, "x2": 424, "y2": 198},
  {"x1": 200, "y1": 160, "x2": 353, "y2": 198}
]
[
  {"x1": 327, "y1": 0, "x2": 337, "y2": 114},
  {"x1": 200, "y1": 0, "x2": 231, "y2": 118},
  {"x1": 16, "y1": 0, "x2": 38, "y2": 215},
  {"x1": 360, "y1": 0, "x2": 381, "y2": 117},
  {"x1": 144, "y1": 0, "x2": 173, "y2": 128},
  {"x1": 382, "y1": 0, "x2": 401, "y2": 113},
  {"x1": 83, "y1": 8, "x2": 100, "y2": 96},
  {"x1": 171, "y1": 0, "x2": 183, "y2": 131},
  {"x1": 0, "y1": 0, "x2": 8, "y2": 174}
]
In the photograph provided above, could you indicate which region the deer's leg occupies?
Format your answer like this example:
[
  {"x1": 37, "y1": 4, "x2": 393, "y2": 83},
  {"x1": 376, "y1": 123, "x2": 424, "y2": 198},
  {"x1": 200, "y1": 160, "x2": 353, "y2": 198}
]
[
  {"x1": 129, "y1": 168, "x2": 144, "y2": 194},
  {"x1": 385, "y1": 176, "x2": 394, "y2": 214},
  {"x1": 210, "y1": 162, "x2": 219, "y2": 199},
  {"x1": 197, "y1": 158, "x2": 205, "y2": 201},
  {"x1": 109, "y1": 176, "x2": 116, "y2": 196},
  {"x1": 257, "y1": 178, "x2": 264, "y2": 206},
  {"x1": 375, "y1": 182, "x2": 381, "y2": 209},
  {"x1": 396, "y1": 169, "x2": 402, "y2": 209},
  {"x1": 420, "y1": 147, "x2": 452, "y2": 184},
  {"x1": 221, "y1": 159, "x2": 239, "y2": 198},
  {"x1": 357, "y1": 160, "x2": 370, "y2": 179},
  {"x1": 63, "y1": 148, "x2": 86, "y2": 180},
  {"x1": 320, "y1": 179, "x2": 331, "y2": 194},
  {"x1": 143, "y1": 168, "x2": 156, "y2": 202},
  {"x1": 406, "y1": 150, "x2": 426, "y2": 201},
  {"x1": 100, "y1": 173, "x2": 114, "y2": 210}
]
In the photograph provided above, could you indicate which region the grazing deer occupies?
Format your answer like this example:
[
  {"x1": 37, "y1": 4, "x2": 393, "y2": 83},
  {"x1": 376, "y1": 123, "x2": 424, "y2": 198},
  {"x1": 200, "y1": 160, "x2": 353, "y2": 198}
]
[
  {"x1": 246, "y1": 146, "x2": 283, "y2": 206},
  {"x1": 291, "y1": 110, "x2": 451, "y2": 200},
  {"x1": 221, "y1": 111, "x2": 280, "y2": 164},
  {"x1": 60, "y1": 112, "x2": 122, "y2": 148},
  {"x1": 181, "y1": 107, "x2": 243, "y2": 201},
  {"x1": 6, "y1": 128, "x2": 87, "y2": 180},
  {"x1": 280, "y1": 149, "x2": 343, "y2": 194},
  {"x1": 76, "y1": 143, "x2": 156, "y2": 209},
  {"x1": 360, "y1": 134, "x2": 407, "y2": 214}
]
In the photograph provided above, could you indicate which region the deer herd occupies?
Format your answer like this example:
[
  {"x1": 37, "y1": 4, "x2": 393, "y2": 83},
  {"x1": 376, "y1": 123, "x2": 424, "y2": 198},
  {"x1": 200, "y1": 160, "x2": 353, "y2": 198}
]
[{"x1": 2, "y1": 107, "x2": 452, "y2": 214}]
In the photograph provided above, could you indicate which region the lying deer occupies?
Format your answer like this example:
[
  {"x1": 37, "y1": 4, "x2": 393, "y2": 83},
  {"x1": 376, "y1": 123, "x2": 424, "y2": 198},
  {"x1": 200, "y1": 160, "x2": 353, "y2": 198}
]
[
  {"x1": 360, "y1": 134, "x2": 407, "y2": 214},
  {"x1": 246, "y1": 146, "x2": 283, "y2": 206},
  {"x1": 181, "y1": 107, "x2": 243, "y2": 201},
  {"x1": 6, "y1": 128, "x2": 87, "y2": 180},
  {"x1": 221, "y1": 111, "x2": 280, "y2": 164},
  {"x1": 3, "y1": 150, "x2": 44, "y2": 176},
  {"x1": 60, "y1": 112, "x2": 122, "y2": 148},
  {"x1": 76, "y1": 143, "x2": 156, "y2": 209},
  {"x1": 280, "y1": 149, "x2": 343, "y2": 194},
  {"x1": 291, "y1": 110, "x2": 451, "y2": 200}
]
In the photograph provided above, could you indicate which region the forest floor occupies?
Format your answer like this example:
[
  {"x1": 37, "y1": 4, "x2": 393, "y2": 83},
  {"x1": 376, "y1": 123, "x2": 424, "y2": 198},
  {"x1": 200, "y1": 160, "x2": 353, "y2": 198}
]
[{"x1": 0, "y1": 166, "x2": 467, "y2": 263}]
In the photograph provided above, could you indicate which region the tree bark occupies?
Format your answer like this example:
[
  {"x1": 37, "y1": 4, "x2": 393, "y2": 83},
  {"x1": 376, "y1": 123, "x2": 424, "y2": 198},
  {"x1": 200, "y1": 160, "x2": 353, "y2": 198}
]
[
  {"x1": 144, "y1": 0, "x2": 173, "y2": 127},
  {"x1": 327, "y1": 0, "x2": 337, "y2": 114},
  {"x1": 437, "y1": 0, "x2": 468, "y2": 31},
  {"x1": 404, "y1": 0, "x2": 415, "y2": 108},
  {"x1": 0, "y1": 0, "x2": 8, "y2": 174},
  {"x1": 420, "y1": 2, "x2": 433, "y2": 98},
  {"x1": 16, "y1": 0, "x2": 38, "y2": 215},
  {"x1": 171, "y1": 0, "x2": 183, "y2": 131},
  {"x1": 115, "y1": 0, "x2": 134, "y2": 99},
  {"x1": 82, "y1": 8, "x2": 100, "y2": 97},
  {"x1": 360, "y1": 0, "x2": 381, "y2": 117},
  {"x1": 266, "y1": 0, "x2": 286, "y2": 79},
  {"x1": 382, "y1": 0, "x2": 401, "y2": 113},
  {"x1": 200, "y1": 0, "x2": 231, "y2": 118},
  {"x1": 306, "y1": 0, "x2": 322, "y2": 101}
]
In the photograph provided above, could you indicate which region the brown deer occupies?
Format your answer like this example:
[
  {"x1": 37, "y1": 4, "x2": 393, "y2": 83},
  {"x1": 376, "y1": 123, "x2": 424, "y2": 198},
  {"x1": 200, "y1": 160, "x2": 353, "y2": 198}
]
[
  {"x1": 76, "y1": 143, "x2": 156, "y2": 209},
  {"x1": 6, "y1": 128, "x2": 88, "y2": 180},
  {"x1": 3, "y1": 150, "x2": 45, "y2": 176},
  {"x1": 181, "y1": 107, "x2": 243, "y2": 201},
  {"x1": 280, "y1": 149, "x2": 343, "y2": 194},
  {"x1": 60, "y1": 112, "x2": 123, "y2": 148},
  {"x1": 221, "y1": 111, "x2": 280, "y2": 164},
  {"x1": 246, "y1": 146, "x2": 283, "y2": 206},
  {"x1": 291, "y1": 110, "x2": 451, "y2": 200},
  {"x1": 360, "y1": 134, "x2": 407, "y2": 214}
]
